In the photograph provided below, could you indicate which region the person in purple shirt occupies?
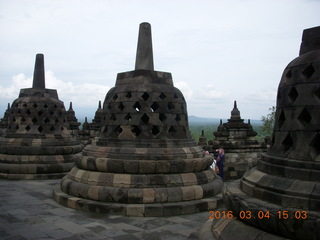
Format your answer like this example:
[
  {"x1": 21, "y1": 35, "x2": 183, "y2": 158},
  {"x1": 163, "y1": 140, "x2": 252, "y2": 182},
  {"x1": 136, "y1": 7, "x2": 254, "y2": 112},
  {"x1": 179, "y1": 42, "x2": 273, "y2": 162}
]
[{"x1": 216, "y1": 148, "x2": 225, "y2": 180}]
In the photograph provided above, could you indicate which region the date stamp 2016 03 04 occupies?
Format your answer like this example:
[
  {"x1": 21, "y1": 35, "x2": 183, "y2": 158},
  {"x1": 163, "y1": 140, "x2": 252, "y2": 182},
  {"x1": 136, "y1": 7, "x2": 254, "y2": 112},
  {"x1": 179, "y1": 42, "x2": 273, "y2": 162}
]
[{"x1": 208, "y1": 210, "x2": 308, "y2": 220}]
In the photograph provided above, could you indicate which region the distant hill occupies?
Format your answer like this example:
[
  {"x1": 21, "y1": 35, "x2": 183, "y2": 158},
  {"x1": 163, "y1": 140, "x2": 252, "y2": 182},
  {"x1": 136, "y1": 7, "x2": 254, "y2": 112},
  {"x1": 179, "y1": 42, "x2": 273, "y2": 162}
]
[{"x1": 188, "y1": 115, "x2": 262, "y2": 126}]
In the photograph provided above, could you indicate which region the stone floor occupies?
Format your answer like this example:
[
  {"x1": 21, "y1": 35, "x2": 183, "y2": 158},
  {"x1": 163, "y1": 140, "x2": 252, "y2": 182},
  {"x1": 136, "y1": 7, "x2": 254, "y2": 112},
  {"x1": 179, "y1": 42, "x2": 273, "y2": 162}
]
[{"x1": 0, "y1": 179, "x2": 214, "y2": 240}]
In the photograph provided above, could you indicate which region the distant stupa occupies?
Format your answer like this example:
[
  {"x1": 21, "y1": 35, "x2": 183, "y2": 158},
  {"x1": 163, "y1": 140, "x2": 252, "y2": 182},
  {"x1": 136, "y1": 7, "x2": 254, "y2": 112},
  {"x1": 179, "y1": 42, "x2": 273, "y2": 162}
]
[{"x1": 0, "y1": 54, "x2": 82, "y2": 180}]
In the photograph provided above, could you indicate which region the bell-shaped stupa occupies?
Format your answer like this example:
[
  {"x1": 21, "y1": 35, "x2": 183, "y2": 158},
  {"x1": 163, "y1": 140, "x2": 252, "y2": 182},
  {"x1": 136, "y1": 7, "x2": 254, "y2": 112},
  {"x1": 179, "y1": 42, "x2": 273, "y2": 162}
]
[
  {"x1": 0, "y1": 54, "x2": 82, "y2": 180},
  {"x1": 212, "y1": 26, "x2": 320, "y2": 240},
  {"x1": 53, "y1": 22, "x2": 223, "y2": 216}
]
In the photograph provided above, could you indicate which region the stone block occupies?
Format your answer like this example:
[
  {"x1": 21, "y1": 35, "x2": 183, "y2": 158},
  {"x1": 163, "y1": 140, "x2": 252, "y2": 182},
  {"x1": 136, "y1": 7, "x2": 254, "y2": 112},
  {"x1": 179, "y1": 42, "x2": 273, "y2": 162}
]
[
  {"x1": 95, "y1": 158, "x2": 108, "y2": 171},
  {"x1": 145, "y1": 203, "x2": 163, "y2": 217},
  {"x1": 166, "y1": 173, "x2": 183, "y2": 187},
  {"x1": 98, "y1": 186, "x2": 113, "y2": 201},
  {"x1": 113, "y1": 174, "x2": 131, "y2": 188},
  {"x1": 148, "y1": 174, "x2": 167, "y2": 187},
  {"x1": 155, "y1": 160, "x2": 170, "y2": 173},
  {"x1": 87, "y1": 172, "x2": 101, "y2": 185},
  {"x1": 128, "y1": 188, "x2": 143, "y2": 203},
  {"x1": 112, "y1": 188, "x2": 128, "y2": 203},
  {"x1": 155, "y1": 188, "x2": 168, "y2": 203},
  {"x1": 163, "y1": 203, "x2": 181, "y2": 216},
  {"x1": 123, "y1": 160, "x2": 139, "y2": 173},
  {"x1": 143, "y1": 188, "x2": 155, "y2": 203},
  {"x1": 193, "y1": 185, "x2": 204, "y2": 199},
  {"x1": 139, "y1": 161, "x2": 155, "y2": 173},
  {"x1": 127, "y1": 204, "x2": 145, "y2": 217},
  {"x1": 181, "y1": 186, "x2": 195, "y2": 201},
  {"x1": 88, "y1": 186, "x2": 100, "y2": 201},
  {"x1": 181, "y1": 173, "x2": 197, "y2": 186},
  {"x1": 131, "y1": 174, "x2": 148, "y2": 188},
  {"x1": 167, "y1": 187, "x2": 182, "y2": 202}
]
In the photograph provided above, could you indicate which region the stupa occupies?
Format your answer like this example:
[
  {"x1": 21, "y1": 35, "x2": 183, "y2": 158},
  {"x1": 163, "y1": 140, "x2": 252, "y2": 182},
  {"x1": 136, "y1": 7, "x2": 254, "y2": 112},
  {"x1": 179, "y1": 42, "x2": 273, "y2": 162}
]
[
  {"x1": 53, "y1": 22, "x2": 223, "y2": 216},
  {"x1": 66, "y1": 102, "x2": 81, "y2": 133},
  {"x1": 0, "y1": 54, "x2": 82, "y2": 180},
  {"x1": 0, "y1": 103, "x2": 10, "y2": 135},
  {"x1": 202, "y1": 26, "x2": 320, "y2": 240},
  {"x1": 207, "y1": 101, "x2": 266, "y2": 180},
  {"x1": 89, "y1": 100, "x2": 103, "y2": 133}
]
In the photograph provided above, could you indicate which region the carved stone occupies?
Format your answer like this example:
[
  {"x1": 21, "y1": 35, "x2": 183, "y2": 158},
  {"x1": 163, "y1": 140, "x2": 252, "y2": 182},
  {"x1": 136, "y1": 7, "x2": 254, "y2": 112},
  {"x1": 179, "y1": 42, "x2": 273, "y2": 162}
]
[
  {"x1": 0, "y1": 54, "x2": 82, "y2": 180},
  {"x1": 220, "y1": 26, "x2": 320, "y2": 240},
  {"x1": 53, "y1": 22, "x2": 223, "y2": 216}
]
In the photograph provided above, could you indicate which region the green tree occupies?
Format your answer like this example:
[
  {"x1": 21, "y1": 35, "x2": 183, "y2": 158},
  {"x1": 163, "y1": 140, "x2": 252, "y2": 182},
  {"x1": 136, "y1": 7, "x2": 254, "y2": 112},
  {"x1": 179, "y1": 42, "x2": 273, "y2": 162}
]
[{"x1": 260, "y1": 106, "x2": 276, "y2": 137}]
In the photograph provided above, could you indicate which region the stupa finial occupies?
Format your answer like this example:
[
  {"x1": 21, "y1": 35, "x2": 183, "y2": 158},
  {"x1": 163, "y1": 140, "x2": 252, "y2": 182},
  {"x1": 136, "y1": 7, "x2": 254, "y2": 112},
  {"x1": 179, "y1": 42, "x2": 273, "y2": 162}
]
[
  {"x1": 69, "y1": 102, "x2": 73, "y2": 111},
  {"x1": 98, "y1": 100, "x2": 101, "y2": 109},
  {"x1": 135, "y1": 22, "x2": 154, "y2": 71},
  {"x1": 32, "y1": 53, "x2": 45, "y2": 89}
]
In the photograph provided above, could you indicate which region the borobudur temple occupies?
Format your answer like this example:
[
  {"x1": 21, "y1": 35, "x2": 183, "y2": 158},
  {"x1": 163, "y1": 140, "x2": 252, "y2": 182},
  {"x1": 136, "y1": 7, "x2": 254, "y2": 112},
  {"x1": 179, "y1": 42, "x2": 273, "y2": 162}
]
[
  {"x1": 53, "y1": 22, "x2": 223, "y2": 216},
  {"x1": 0, "y1": 54, "x2": 82, "y2": 180},
  {"x1": 204, "y1": 26, "x2": 320, "y2": 240}
]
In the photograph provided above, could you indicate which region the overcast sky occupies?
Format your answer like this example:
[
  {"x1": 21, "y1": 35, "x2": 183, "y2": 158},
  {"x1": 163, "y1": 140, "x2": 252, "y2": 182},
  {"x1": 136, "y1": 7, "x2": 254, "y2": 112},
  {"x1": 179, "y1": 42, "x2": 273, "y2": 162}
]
[{"x1": 0, "y1": 0, "x2": 319, "y2": 122}]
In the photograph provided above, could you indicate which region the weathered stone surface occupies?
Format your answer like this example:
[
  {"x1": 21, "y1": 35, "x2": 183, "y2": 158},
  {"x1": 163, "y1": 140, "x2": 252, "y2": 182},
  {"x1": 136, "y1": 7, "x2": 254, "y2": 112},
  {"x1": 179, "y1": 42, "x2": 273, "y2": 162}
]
[
  {"x1": 54, "y1": 22, "x2": 222, "y2": 216},
  {"x1": 221, "y1": 26, "x2": 320, "y2": 240},
  {"x1": 204, "y1": 101, "x2": 267, "y2": 180},
  {"x1": 0, "y1": 54, "x2": 82, "y2": 180}
]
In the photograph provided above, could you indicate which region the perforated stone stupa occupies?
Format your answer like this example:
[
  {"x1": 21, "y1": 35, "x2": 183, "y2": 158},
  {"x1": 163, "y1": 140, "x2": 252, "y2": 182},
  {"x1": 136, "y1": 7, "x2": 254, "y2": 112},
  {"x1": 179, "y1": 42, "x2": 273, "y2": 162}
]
[
  {"x1": 207, "y1": 26, "x2": 320, "y2": 240},
  {"x1": 0, "y1": 54, "x2": 82, "y2": 180},
  {"x1": 53, "y1": 22, "x2": 223, "y2": 216}
]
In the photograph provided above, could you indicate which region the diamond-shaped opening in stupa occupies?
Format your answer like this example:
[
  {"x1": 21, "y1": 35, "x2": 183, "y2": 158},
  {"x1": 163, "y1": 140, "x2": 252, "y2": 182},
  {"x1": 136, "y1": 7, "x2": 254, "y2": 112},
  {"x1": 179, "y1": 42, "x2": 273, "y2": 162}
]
[
  {"x1": 125, "y1": 113, "x2": 132, "y2": 122},
  {"x1": 133, "y1": 102, "x2": 141, "y2": 112},
  {"x1": 159, "y1": 92, "x2": 166, "y2": 99},
  {"x1": 38, "y1": 126, "x2": 43, "y2": 133},
  {"x1": 142, "y1": 92, "x2": 150, "y2": 101},
  {"x1": 118, "y1": 103, "x2": 125, "y2": 111},
  {"x1": 282, "y1": 133, "x2": 293, "y2": 152},
  {"x1": 125, "y1": 92, "x2": 132, "y2": 99},
  {"x1": 150, "y1": 102, "x2": 159, "y2": 112},
  {"x1": 288, "y1": 87, "x2": 299, "y2": 103},
  {"x1": 298, "y1": 107, "x2": 312, "y2": 125},
  {"x1": 141, "y1": 113, "x2": 150, "y2": 124},
  {"x1": 159, "y1": 113, "x2": 167, "y2": 122},
  {"x1": 302, "y1": 64, "x2": 315, "y2": 78},
  {"x1": 314, "y1": 87, "x2": 320, "y2": 101},
  {"x1": 131, "y1": 125, "x2": 141, "y2": 137},
  {"x1": 152, "y1": 126, "x2": 160, "y2": 135},
  {"x1": 110, "y1": 114, "x2": 116, "y2": 121},
  {"x1": 167, "y1": 102, "x2": 175, "y2": 110}
]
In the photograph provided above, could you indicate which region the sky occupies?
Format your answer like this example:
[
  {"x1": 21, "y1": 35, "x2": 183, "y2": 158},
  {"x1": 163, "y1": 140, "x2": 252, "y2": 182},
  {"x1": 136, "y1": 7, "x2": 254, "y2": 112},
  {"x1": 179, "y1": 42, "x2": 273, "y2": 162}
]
[{"x1": 0, "y1": 0, "x2": 319, "y2": 122}]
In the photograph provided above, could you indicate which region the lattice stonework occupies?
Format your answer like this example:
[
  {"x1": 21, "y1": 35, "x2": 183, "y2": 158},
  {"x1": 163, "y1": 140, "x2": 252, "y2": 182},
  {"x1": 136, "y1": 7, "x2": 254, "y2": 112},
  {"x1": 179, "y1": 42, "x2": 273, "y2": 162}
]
[
  {"x1": 101, "y1": 86, "x2": 188, "y2": 139},
  {"x1": 222, "y1": 26, "x2": 320, "y2": 240},
  {"x1": 54, "y1": 22, "x2": 223, "y2": 217},
  {"x1": 0, "y1": 54, "x2": 82, "y2": 180},
  {"x1": 8, "y1": 100, "x2": 68, "y2": 135}
]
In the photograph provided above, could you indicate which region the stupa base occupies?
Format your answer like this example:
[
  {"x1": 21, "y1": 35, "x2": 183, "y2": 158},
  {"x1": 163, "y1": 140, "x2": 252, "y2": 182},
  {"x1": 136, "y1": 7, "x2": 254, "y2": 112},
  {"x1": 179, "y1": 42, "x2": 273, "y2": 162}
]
[
  {"x1": 53, "y1": 184, "x2": 223, "y2": 217},
  {"x1": 222, "y1": 180, "x2": 320, "y2": 240},
  {"x1": 0, "y1": 172, "x2": 70, "y2": 180}
]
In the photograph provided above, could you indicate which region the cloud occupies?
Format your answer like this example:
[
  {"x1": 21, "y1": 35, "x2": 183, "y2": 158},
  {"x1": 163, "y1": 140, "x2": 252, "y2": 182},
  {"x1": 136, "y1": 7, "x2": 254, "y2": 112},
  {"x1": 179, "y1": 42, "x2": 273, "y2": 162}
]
[
  {"x1": 0, "y1": 71, "x2": 110, "y2": 112},
  {"x1": 174, "y1": 81, "x2": 193, "y2": 100}
]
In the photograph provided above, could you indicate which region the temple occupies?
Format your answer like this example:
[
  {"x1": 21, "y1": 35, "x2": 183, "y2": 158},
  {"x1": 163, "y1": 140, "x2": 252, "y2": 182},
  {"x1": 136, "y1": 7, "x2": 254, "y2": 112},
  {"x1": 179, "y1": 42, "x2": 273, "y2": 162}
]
[
  {"x1": 0, "y1": 54, "x2": 82, "y2": 180},
  {"x1": 201, "y1": 26, "x2": 320, "y2": 240},
  {"x1": 204, "y1": 101, "x2": 266, "y2": 180},
  {"x1": 53, "y1": 22, "x2": 223, "y2": 216}
]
